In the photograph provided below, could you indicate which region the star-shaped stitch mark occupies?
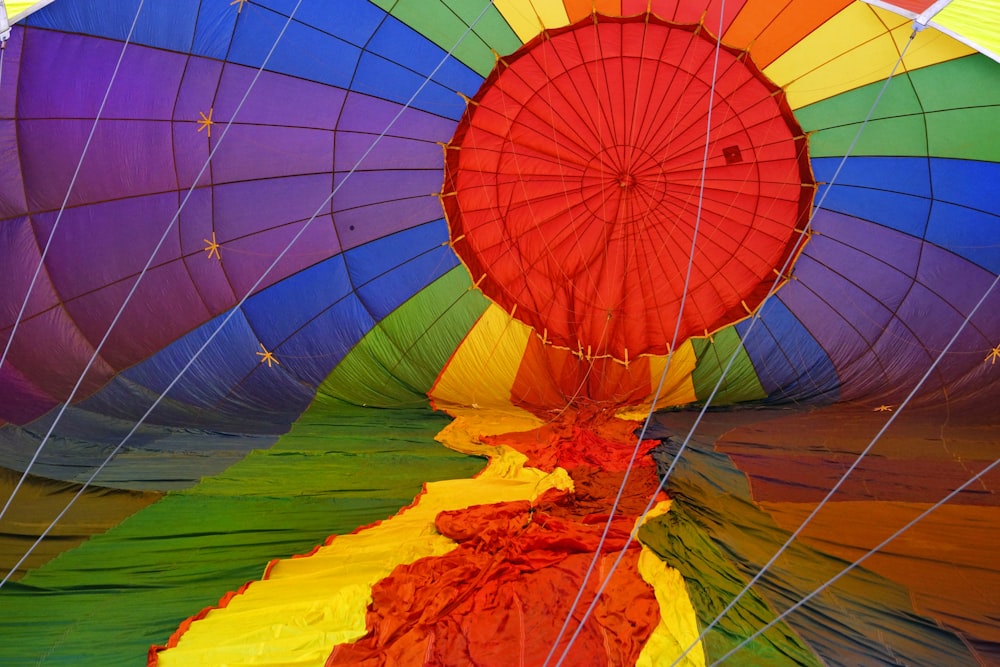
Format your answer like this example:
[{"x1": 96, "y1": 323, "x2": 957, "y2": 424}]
[
  {"x1": 256, "y1": 343, "x2": 279, "y2": 368},
  {"x1": 203, "y1": 232, "x2": 221, "y2": 260},
  {"x1": 874, "y1": 405, "x2": 893, "y2": 412},
  {"x1": 985, "y1": 345, "x2": 1000, "y2": 365},
  {"x1": 197, "y1": 108, "x2": 214, "y2": 138}
]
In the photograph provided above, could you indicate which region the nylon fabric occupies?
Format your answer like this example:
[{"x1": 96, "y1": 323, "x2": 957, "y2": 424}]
[
  {"x1": 1, "y1": 407, "x2": 484, "y2": 666},
  {"x1": 153, "y1": 416, "x2": 572, "y2": 666},
  {"x1": 326, "y1": 499, "x2": 659, "y2": 667}
]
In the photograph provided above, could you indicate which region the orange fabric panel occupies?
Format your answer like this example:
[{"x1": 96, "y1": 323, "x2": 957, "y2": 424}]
[
  {"x1": 623, "y1": 0, "x2": 745, "y2": 30},
  {"x1": 510, "y1": 336, "x2": 654, "y2": 410},
  {"x1": 726, "y1": 0, "x2": 853, "y2": 69},
  {"x1": 325, "y1": 499, "x2": 660, "y2": 666},
  {"x1": 482, "y1": 407, "x2": 659, "y2": 474},
  {"x1": 563, "y1": 0, "x2": 622, "y2": 22}
]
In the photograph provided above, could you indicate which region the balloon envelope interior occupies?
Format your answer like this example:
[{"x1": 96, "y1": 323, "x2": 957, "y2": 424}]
[{"x1": 0, "y1": 0, "x2": 998, "y2": 665}]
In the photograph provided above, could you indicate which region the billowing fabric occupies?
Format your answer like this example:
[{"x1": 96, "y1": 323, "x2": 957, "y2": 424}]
[
  {"x1": 326, "y1": 500, "x2": 659, "y2": 666},
  {"x1": 0, "y1": 0, "x2": 998, "y2": 666}
]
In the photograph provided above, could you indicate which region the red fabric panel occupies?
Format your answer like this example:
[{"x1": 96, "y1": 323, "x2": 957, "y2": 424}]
[
  {"x1": 326, "y1": 499, "x2": 660, "y2": 667},
  {"x1": 509, "y1": 334, "x2": 653, "y2": 411},
  {"x1": 444, "y1": 14, "x2": 812, "y2": 360},
  {"x1": 872, "y1": 0, "x2": 938, "y2": 13},
  {"x1": 482, "y1": 407, "x2": 658, "y2": 473}
]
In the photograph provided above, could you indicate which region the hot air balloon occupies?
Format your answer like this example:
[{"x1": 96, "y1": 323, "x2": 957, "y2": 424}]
[{"x1": 0, "y1": 0, "x2": 998, "y2": 665}]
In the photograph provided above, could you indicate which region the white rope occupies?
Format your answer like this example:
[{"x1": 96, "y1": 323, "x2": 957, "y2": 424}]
[
  {"x1": 0, "y1": 0, "x2": 148, "y2": 522},
  {"x1": 711, "y1": 275, "x2": 1000, "y2": 665},
  {"x1": 0, "y1": 0, "x2": 498, "y2": 589},
  {"x1": 666, "y1": 28, "x2": 921, "y2": 666},
  {"x1": 547, "y1": 3, "x2": 727, "y2": 663}
]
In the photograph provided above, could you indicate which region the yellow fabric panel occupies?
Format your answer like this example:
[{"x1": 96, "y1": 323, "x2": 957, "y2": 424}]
[
  {"x1": 936, "y1": 0, "x2": 1000, "y2": 61},
  {"x1": 430, "y1": 303, "x2": 533, "y2": 412},
  {"x1": 495, "y1": 0, "x2": 571, "y2": 42},
  {"x1": 157, "y1": 418, "x2": 572, "y2": 667},
  {"x1": 765, "y1": 3, "x2": 973, "y2": 109},
  {"x1": 637, "y1": 501, "x2": 706, "y2": 667},
  {"x1": 4, "y1": 1, "x2": 38, "y2": 21},
  {"x1": 616, "y1": 340, "x2": 698, "y2": 419}
]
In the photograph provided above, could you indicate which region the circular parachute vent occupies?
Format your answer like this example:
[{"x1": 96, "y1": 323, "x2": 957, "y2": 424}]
[{"x1": 443, "y1": 14, "x2": 814, "y2": 360}]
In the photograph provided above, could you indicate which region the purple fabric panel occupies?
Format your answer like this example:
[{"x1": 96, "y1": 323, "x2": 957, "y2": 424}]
[
  {"x1": 334, "y1": 133, "x2": 443, "y2": 172},
  {"x1": 791, "y1": 253, "x2": 895, "y2": 347},
  {"x1": 19, "y1": 119, "x2": 177, "y2": 211},
  {"x1": 212, "y1": 62, "x2": 347, "y2": 130},
  {"x1": 61, "y1": 261, "x2": 212, "y2": 370},
  {"x1": 337, "y1": 91, "x2": 457, "y2": 140},
  {"x1": 785, "y1": 209, "x2": 1000, "y2": 404},
  {"x1": 5, "y1": 308, "x2": 114, "y2": 401},
  {"x1": 212, "y1": 174, "x2": 335, "y2": 240},
  {"x1": 0, "y1": 361, "x2": 57, "y2": 424},
  {"x1": 0, "y1": 216, "x2": 60, "y2": 326},
  {"x1": 917, "y1": 242, "x2": 1000, "y2": 327},
  {"x1": 800, "y1": 235, "x2": 916, "y2": 314},
  {"x1": 332, "y1": 171, "x2": 442, "y2": 234},
  {"x1": 34, "y1": 194, "x2": 184, "y2": 301},
  {"x1": 784, "y1": 211, "x2": 918, "y2": 400},
  {"x1": 178, "y1": 188, "x2": 238, "y2": 315},
  {"x1": 209, "y1": 124, "x2": 334, "y2": 185},
  {"x1": 810, "y1": 209, "x2": 922, "y2": 274},
  {"x1": 778, "y1": 282, "x2": 884, "y2": 400},
  {"x1": 0, "y1": 32, "x2": 25, "y2": 219},
  {"x1": 172, "y1": 57, "x2": 221, "y2": 190},
  {"x1": 17, "y1": 31, "x2": 185, "y2": 120},
  {"x1": 0, "y1": 28, "x2": 20, "y2": 119},
  {"x1": 0, "y1": 120, "x2": 27, "y2": 218},
  {"x1": 221, "y1": 213, "x2": 340, "y2": 297},
  {"x1": 833, "y1": 313, "x2": 934, "y2": 403},
  {"x1": 333, "y1": 193, "x2": 444, "y2": 251}
]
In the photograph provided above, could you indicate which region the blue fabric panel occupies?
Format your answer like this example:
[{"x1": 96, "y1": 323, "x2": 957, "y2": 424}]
[
  {"x1": 355, "y1": 245, "x2": 460, "y2": 321},
  {"x1": 345, "y1": 220, "x2": 451, "y2": 286},
  {"x1": 344, "y1": 221, "x2": 459, "y2": 321},
  {"x1": 225, "y1": 4, "x2": 475, "y2": 118},
  {"x1": 191, "y1": 1, "x2": 240, "y2": 60},
  {"x1": 121, "y1": 309, "x2": 262, "y2": 408},
  {"x1": 345, "y1": 219, "x2": 458, "y2": 272},
  {"x1": 812, "y1": 156, "x2": 932, "y2": 198},
  {"x1": 228, "y1": 7, "x2": 360, "y2": 89},
  {"x1": 27, "y1": 0, "x2": 201, "y2": 53},
  {"x1": 365, "y1": 17, "x2": 485, "y2": 107},
  {"x1": 737, "y1": 297, "x2": 840, "y2": 403},
  {"x1": 925, "y1": 202, "x2": 1000, "y2": 274},
  {"x1": 294, "y1": 0, "x2": 386, "y2": 46},
  {"x1": 240, "y1": 258, "x2": 353, "y2": 344},
  {"x1": 353, "y1": 50, "x2": 470, "y2": 119},
  {"x1": 272, "y1": 293, "x2": 379, "y2": 385},
  {"x1": 812, "y1": 157, "x2": 932, "y2": 238},
  {"x1": 930, "y1": 158, "x2": 1000, "y2": 215}
]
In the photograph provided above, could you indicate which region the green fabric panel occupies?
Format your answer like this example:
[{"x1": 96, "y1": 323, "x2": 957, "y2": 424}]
[
  {"x1": 317, "y1": 266, "x2": 489, "y2": 408},
  {"x1": 639, "y1": 506, "x2": 823, "y2": 667},
  {"x1": 797, "y1": 55, "x2": 1000, "y2": 161},
  {"x1": 370, "y1": 0, "x2": 522, "y2": 76},
  {"x1": 641, "y1": 415, "x2": 978, "y2": 666},
  {"x1": 0, "y1": 406, "x2": 484, "y2": 666},
  {"x1": 926, "y1": 106, "x2": 1000, "y2": 161},
  {"x1": 690, "y1": 328, "x2": 767, "y2": 405}
]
